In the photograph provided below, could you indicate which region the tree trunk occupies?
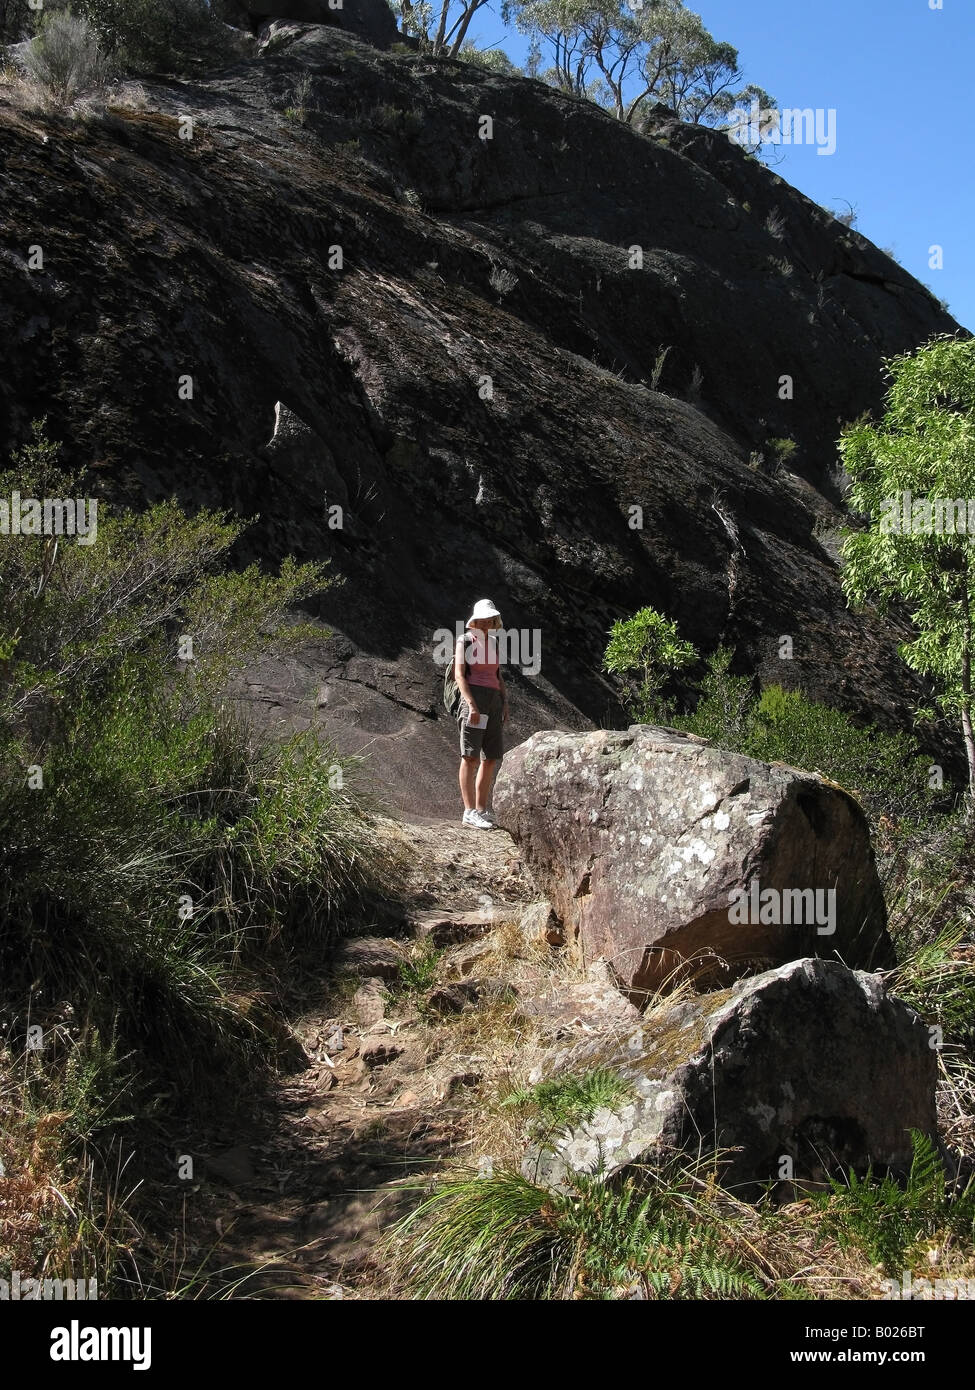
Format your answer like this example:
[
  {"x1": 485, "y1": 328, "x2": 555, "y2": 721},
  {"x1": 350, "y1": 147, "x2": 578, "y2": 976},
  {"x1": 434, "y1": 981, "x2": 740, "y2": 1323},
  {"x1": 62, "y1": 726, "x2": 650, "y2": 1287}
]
[
  {"x1": 962, "y1": 595, "x2": 975, "y2": 801},
  {"x1": 448, "y1": 3, "x2": 481, "y2": 59},
  {"x1": 433, "y1": 0, "x2": 450, "y2": 55}
]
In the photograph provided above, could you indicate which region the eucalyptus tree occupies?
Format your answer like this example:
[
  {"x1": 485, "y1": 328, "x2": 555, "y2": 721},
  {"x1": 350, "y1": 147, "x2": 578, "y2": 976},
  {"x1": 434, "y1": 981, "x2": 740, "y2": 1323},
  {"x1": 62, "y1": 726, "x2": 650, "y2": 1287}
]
[
  {"x1": 841, "y1": 336, "x2": 975, "y2": 792},
  {"x1": 503, "y1": 0, "x2": 770, "y2": 127}
]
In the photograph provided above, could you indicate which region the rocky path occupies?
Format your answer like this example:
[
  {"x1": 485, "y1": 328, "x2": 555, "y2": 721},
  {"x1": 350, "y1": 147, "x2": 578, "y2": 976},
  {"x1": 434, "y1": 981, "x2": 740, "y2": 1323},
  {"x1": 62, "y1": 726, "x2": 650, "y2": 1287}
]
[{"x1": 177, "y1": 816, "x2": 544, "y2": 1299}]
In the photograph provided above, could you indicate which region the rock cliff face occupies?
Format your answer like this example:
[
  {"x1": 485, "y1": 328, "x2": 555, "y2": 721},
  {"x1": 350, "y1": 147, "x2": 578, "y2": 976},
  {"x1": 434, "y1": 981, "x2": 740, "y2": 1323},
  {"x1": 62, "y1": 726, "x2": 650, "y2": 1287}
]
[{"x1": 0, "y1": 20, "x2": 962, "y2": 812}]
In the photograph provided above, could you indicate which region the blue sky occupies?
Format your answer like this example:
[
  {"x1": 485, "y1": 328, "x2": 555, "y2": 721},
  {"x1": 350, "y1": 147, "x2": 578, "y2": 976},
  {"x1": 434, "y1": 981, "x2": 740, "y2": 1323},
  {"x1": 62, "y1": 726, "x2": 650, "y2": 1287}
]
[{"x1": 466, "y1": 0, "x2": 972, "y2": 330}]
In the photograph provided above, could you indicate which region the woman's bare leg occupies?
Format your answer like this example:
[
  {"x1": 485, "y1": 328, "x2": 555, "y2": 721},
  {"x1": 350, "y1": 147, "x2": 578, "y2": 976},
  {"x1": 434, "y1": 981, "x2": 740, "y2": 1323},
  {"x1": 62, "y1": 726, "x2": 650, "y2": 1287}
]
[
  {"x1": 484, "y1": 759, "x2": 500, "y2": 811},
  {"x1": 460, "y1": 755, "x2": 478, "y2": 811},
  {"x1": 476, "y1": 758, "x2": 497, "y2": 813}
]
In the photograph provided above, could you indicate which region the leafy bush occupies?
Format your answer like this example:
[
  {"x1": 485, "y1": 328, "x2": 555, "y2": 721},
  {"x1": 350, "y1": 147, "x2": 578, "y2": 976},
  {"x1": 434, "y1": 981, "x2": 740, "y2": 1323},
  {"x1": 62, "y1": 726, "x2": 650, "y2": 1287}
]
[
  {"x1": 22, "y1": 10, "x2": 108, "y2": 107},
  {"x1": 729, "y1": 680, "x2": 933, "y2": 825},
  {"x1": 768, "y1": 436, "x2": 797, "y2": 462},
  {"x1": 840, "y1": 336, "x2": 975, "y2": 794},
  {"x1": 602, "y1": 605, "x2": 696, "y2": 723},
  {"x1": 457, "y1": 43, "x2": 519, "y2": 74},
  {"x1": 371, "y1": 101, "x2": 424, "y2": 135},
  {"x1": 0, "y1": 425, "x2": 403, "y2": 1099},
  {"x1": 73, "y1": 0, "x2": 234, "y2": 75},
  {"x1": 396, "y1": 939, "x2": 443, "y2": 996},
  {"x1": 671, "y1": 643, "x2": 753, "y2": 745}
]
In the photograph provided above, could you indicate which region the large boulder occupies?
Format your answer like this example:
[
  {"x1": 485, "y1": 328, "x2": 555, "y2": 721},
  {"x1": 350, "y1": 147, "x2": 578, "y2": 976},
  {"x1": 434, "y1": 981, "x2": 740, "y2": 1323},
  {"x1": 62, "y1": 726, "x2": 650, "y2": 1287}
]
[
  {"x1": 494, "y1": 725, "x2": 892, "y2": 995},
  {"x1": 248, "y1": 0, "x2": 400, "y2": 48},
  {"x1": 524, "y1": 958, "x2": 938, "y2": 1194}
]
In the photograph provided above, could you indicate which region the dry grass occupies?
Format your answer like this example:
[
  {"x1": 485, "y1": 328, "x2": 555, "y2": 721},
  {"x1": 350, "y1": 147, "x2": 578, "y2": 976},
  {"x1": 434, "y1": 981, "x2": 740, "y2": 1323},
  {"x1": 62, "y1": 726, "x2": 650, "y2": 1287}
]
[
  {"x1": 937, "y1": 1055, "x2": 975, "y2": 1168},
  {"x1": 716, "y1": 1189, "x2": 884, "y2": 1299},
  {"x1": 0, "y1": 66, "x2": 113, "y2": 120},
  {"x1": 376, "y1": 930, "x2": 975, "y2": 1300},
  {"x1": 0, "y1": 53, "x2": 153, "y2": 126},
  {"x1": 0, "y1": 65, "x2": 54, "y2": 114},
  {"x1": 0, "y1": 1098, "x2": 71, "y2": 1274},
  {"x1": 0, "y1": 1046, "x2": 141, "y2": 1290}
]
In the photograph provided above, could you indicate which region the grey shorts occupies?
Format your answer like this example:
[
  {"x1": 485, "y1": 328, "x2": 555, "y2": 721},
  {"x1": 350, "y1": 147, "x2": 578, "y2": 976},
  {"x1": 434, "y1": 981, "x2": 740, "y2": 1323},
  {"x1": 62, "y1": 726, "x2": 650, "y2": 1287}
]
[{"x1": 459, "y1": 685, "x2": 504, "y2": 761}]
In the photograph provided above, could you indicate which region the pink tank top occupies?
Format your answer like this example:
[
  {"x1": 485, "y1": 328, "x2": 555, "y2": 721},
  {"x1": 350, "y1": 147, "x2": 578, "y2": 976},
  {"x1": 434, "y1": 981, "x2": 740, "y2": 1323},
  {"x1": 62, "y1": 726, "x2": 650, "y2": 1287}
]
[{"x1": 463, "y1": 629, "x2": 501, "y2": 690}]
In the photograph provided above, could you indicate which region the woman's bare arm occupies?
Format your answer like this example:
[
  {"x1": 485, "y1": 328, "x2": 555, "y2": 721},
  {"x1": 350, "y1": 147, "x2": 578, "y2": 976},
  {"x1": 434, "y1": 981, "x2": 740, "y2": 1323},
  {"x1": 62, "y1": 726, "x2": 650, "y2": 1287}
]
[{"x1": 455, "y1": 636, "x2": 479, "y2": 714}]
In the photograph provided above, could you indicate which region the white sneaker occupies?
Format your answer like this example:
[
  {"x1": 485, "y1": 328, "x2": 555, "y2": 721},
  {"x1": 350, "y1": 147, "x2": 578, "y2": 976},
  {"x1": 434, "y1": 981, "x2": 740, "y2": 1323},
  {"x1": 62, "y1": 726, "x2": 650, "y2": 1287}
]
[
  {"x1": 481, "y1": 808, "x2": 497, "y2": 824},
  {"x1": 466, "y1": 810, "x2": 495, "y2": 830}
]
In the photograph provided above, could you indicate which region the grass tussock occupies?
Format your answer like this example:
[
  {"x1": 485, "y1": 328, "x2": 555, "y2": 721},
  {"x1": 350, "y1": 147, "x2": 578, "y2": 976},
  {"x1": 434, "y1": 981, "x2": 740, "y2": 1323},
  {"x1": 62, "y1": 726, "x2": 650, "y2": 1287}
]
[
  {"x1": 386, "y1": 1129, "x2": 975, "y2": 1301},
  {"x1": 11, "y1": 11, "x2": 108, "y2": 111},
  {"x1": 383, "y1": 909, "x2": 975, "y2": 1300},
  {"x1": 387, "y1": 1160, "x2": 770, "y2": 1301}
]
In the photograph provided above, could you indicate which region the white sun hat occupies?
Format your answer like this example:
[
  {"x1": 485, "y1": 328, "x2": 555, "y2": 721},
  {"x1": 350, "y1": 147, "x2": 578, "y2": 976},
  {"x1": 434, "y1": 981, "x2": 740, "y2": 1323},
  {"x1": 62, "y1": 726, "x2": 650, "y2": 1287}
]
[{"x1": 466, "y1": 598, "x2": 502, "y2": 627}]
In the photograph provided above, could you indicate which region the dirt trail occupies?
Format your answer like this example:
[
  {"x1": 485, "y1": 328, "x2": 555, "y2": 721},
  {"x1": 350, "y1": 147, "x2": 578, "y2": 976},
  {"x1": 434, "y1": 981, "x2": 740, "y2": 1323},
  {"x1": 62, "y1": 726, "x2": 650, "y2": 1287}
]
[{"x1": 178, "y1": 816, "x2": 543, "y2": 1299}]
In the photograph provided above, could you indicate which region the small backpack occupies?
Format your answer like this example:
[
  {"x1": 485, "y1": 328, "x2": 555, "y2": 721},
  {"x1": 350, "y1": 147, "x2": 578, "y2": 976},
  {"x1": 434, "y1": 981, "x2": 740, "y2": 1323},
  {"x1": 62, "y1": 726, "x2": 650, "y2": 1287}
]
[{"x1": 442, "y1": 642, "x2": 467, "y2": 718}]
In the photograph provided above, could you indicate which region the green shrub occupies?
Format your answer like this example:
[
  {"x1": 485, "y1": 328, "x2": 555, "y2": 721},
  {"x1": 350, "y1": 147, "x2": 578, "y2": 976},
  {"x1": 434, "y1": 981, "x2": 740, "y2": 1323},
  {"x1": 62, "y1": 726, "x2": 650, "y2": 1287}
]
[
  {"x1": 74, "y1": 0, "x2": 234, "y2": 75},
  {"x1": 668, "y1": 647, "x2": 936, "y2": 825},
  {"x1": 22, "y1": 10, "x2": 108, "y2": 107},
  {"x1": 602, "y1": 612, "x2": 936, "y2": 823},
  {"x1": 396, "y1": 939, "x2": 443, "y2": 996},
  {"x1": 501, "y1": 1068, "x2": 633, "y2": 1138},
  {"x1": 602, "y1": 610, "x2": 940, "y2": 854},
  {"x1": 673, "y1": 643, "x2": 753, "y2": 747},
  {"x1": 747, "y1": 684, "x2": 932, "y2": 820},
  {"x1": 768, "y1": 436, "x2": 797, "y2": 461},
  {"x1": 0, "y1": 425, "x2": 403, "y2": 1099},
  {"x1": 602, "y1": 605, "x2": 697, "y2": 723},
  {"x1": 457, "y1": 43, "x2": 519, "y2": 74},
  {"x1": 371, "y1": 101, "x2": 424, "y2": 135}
]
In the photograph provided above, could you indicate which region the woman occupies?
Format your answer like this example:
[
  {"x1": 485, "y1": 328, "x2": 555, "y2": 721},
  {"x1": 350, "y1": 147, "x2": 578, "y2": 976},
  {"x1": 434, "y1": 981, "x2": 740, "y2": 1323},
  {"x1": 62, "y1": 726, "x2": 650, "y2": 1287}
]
[{"x1": 455, "y1": 598, "x2": 509, "y2": 829}]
